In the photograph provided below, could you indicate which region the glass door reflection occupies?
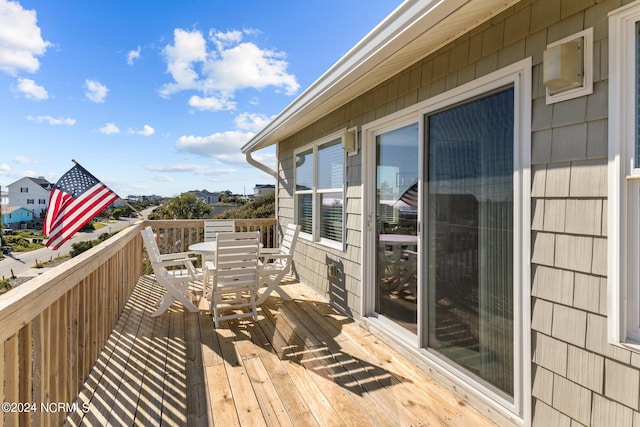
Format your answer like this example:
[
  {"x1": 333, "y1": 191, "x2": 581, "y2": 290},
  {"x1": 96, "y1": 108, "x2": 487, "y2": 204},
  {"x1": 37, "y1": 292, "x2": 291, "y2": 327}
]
[{"x1": 375, "y1": 123, "x2": 419, "y2": 333}]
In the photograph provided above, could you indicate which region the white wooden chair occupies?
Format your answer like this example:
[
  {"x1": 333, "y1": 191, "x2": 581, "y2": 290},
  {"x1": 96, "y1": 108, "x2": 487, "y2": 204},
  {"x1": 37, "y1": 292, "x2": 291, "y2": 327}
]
[
  {"x1": 202, "y1": 220, "x2": 236, "y2": 293},
  {"x1": 205, "y1": 231, "x2": 261, "y2": 327},
  {"x1": 257, "y1": 223, "x2": 300, "y2": 304},
  {"x1": 141, "y1": 226, "x2": 203, "y2": 317},
  {"x1": 204, "y1": 220, "x2": 236, "y2": 241}
]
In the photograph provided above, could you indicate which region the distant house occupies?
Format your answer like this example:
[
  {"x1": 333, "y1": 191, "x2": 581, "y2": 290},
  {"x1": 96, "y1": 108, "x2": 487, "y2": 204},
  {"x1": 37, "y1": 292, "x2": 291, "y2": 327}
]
[
  {"x1": 1, "y1": 206, "x2": 33, "y2": 230},
  {"x1": 184, "y1": 190, "x2": 221, "y2": 204},
  {"x1": 253, "y1": 184, "x2": 275, "y2": 197},
  {"x1": 7, "y1": 176, "x2": 53, "y2": 224},
  {"x1": 0, "y1": 190, "x2": 7, "y2": 206},
  {"x1": 241, "y1": 1, "x2": 633, "y2": 425}
]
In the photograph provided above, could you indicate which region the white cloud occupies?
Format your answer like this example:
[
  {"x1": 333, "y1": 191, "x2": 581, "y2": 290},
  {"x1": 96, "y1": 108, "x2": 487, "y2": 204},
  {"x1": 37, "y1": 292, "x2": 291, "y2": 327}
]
[
  {"x1": 85, "y1": 79, "x2": 108, "y2": 103},
  {"x1": 153, "y1": 174, "x2": 174, "y2": 182},
  {"x1": 145, "y1": 163, "x2": 221, "y2": 175},
  {"x1": 127, "y1": 45, "x2": 141, "y2": 65},
  {"x1": 159, "y1": 28, "x2": 299, "y2": 104},
  {"x1": 159, "y1": 29, "x2": 207, "y2": 96},
  {"x1": 203, "y1": 41, "x2": 299, "y2": 95},
  {"x1": 128, "y1": 124, "x2": 155, "y2": 136},
  {"x1": 13, "y1": 77, "x2": 48, "y2": 100},
  {"x1": 175, "y1": 130, "x2": 254, "y2": 160},
  {"x1": 27, "y1": 114, "x2": 76, "y2": 125},
  {"x1": 99, "y1": 122, "x2": 119, "y2": 134},
  {"x1": 234, "y1": 112, "x2": 272, "y2": 132},
  {"x1": 137, "y1": 124, "x2": 155, "y2": 136},
  {"x1": 0, "y1": 0, "x2": 51, "y2": 76},
  {"x1": 12, "y1": 155, "x2": 31, "y2": 164},
  {"x1": 188, "y1": 95, "x2": 236, "y2": 112}
]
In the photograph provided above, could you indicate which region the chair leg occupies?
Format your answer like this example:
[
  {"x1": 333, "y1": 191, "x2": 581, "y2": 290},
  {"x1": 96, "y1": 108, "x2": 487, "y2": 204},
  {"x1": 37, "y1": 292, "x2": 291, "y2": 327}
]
[
  {"x1": 154, "y1": 278, "x2": 199, "y2": 316},
  {"x1": 256, "y1": 271, "x2": 292, "y2": 305}
]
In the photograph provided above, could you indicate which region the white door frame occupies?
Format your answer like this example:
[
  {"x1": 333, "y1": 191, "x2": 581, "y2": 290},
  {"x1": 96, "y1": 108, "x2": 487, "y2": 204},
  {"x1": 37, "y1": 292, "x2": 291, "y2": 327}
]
[{"x1": 360, "y1": 57, "x2": 531, "y2": 424}]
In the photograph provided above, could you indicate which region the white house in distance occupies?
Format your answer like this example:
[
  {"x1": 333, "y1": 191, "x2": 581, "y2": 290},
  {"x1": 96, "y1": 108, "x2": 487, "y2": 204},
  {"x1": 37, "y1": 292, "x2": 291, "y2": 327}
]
[
  {"x1": 253, "y1": 184, "x2": 275, "y2": 197},
  {"x1": 242, "y1": 0, "x2": 640, "y2": 426},
  {"x1": 7, "y1": 176, "x2": 53, "y2": 224}
]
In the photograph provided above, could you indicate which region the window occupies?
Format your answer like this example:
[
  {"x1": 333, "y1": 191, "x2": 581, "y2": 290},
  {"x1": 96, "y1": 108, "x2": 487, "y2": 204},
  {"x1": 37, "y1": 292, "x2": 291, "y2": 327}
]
[
  {"x1": 38, "y1": 199, "x2": 46, "y2": 204},
  {"x1": 20, "y1": 187, "x2": 28, "y2": 193},
  {"x1": 609, "y1": 1, "x2": 640, "y2": 343},
  {"x1": 27, "y1": 199, "x2": 34, "y2": 205},
  {"x1": 294, "y1": 133, "x2": 345, "y2": 247}
]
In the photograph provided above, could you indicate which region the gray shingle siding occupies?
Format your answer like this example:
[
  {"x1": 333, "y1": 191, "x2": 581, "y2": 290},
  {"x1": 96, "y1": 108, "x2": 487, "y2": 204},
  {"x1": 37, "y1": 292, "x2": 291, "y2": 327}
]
[{"x1": 274, "y1": 0, "x2": 640, "y2": 424}]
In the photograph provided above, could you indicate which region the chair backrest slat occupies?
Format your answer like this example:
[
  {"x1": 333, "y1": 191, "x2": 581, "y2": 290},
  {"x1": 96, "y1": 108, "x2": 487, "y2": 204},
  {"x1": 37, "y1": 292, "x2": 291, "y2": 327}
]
[
  {"x1": 214, "y1": 231, "x2": 260, "y2": 284},
  {"x1": 204, "y1": 220, "x2": 236, "y2": 242},
  {"x1": 141, "y1": 226, "x2": 162, "y2": 263}
]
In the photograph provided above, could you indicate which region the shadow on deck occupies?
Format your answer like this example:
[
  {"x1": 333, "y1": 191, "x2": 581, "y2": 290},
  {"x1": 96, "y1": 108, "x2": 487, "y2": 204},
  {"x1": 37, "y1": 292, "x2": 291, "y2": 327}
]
[{"x1": 65, "y1": 275, "x2": 496, "y2": 426}]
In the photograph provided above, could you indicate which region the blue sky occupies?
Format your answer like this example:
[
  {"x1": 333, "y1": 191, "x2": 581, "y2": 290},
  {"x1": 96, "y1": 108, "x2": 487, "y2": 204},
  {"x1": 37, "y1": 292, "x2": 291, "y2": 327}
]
[{"x1": 0, "y1": 0, "x2": 400, "y2": 197}]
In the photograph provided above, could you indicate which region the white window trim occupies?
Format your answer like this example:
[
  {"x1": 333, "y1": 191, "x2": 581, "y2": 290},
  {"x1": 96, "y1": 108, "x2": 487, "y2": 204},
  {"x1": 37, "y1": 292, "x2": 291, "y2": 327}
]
[
  {"x1": 361, "y1": 58, "x2": 531, "y2": 425},
  {"x1": 608, "y1": 1, "x2": 640, "y2": 345},
  {"x1": 294, "y1": 130, "x2": 346, "y2": 251}
]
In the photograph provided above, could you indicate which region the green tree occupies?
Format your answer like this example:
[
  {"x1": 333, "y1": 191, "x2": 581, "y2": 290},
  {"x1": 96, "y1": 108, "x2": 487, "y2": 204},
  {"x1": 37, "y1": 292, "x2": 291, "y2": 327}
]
[
  {"x1": 152, "y1": 194, "x2": 211, "y2": 219},
  {"x1": 214, "y1": 192, "x2": 275, "y2": 219}
]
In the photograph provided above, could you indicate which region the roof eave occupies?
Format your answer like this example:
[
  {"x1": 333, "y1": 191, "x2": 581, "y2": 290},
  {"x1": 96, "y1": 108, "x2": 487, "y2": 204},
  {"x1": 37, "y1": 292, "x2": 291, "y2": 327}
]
[{"x1": 242, "y1": 0, "x2": 520, "y2": 154}]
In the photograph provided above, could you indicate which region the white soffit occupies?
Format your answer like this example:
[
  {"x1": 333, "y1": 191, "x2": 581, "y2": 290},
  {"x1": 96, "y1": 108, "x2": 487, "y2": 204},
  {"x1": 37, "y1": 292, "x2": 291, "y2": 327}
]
[{"x1": 242, "y1": 0, "x2": 521, "y2": 153}]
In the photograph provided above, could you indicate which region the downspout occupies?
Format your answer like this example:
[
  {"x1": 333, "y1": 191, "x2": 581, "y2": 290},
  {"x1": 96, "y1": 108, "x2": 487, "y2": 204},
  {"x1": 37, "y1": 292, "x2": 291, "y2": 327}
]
[
  {"x1": 245, "y1": 151, "x2": 277, "y2": 179},
  {"x1": 245, "y1": 149, "x2": 281, "y2": 237}
]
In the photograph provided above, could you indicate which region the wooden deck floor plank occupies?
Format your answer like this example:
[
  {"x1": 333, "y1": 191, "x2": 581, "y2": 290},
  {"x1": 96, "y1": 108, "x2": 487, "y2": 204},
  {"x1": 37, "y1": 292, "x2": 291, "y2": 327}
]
[
  {"x1": 132, "y1": 281, "x2": 171, "y2": 426},
  {"x1": 242, "y1": 320, "x2": 319, "y2": 427},
  {"x1": 196, "y1": 309, "x2": 222, "y2": 425},
  {"x1": 70, "y1": 276, "x2": 148, "y2": 426},
  {"x1": 273, "y1": 284, "x2": 495, "y2": 427},
  {"x1": 217, "y1": 319, "x2": 267, "y2": 427},
  {"x1": 254, "y1": 303, "x2": 342, "y2": 427},
  {"x1": 273, "y1": 298, "x2": 407, "y2": 427},
  {"x1": 260, "y1": 298, "x2": 379, "y2": 427},
  {"x1": 185, "y1": 307, "x2": 208, "y2": 426},
  {"x1": 105, "y1": 298, "x2": 159, "y2": 426},
  {"x1": 205, "y1": 363, "x2": 240, "y2": 426},
  {"x1": 159, "y1": 307, "x2": 188, "y2": 426},
  {"x1": 279, "y1": 290, "x2": 430, "y2": 426},
  {"x1": 278, "y1": 296, "x2": 422, "y2": 427},
  {"x1": 307, "y1": 299, "x2": 494, "y2": 426},
  {"x1": 66, "y1": 278, "x2": 143, "y2": 425},
  {"x1": 242, "y1": 349, "x2": 294, "y2": 427}
]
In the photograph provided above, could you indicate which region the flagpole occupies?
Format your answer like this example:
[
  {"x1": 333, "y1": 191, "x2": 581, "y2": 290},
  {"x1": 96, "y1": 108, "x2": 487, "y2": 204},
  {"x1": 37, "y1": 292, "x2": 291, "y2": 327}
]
[{"x1": 71, "y1": 159, "x2": 143, "y2": 218}]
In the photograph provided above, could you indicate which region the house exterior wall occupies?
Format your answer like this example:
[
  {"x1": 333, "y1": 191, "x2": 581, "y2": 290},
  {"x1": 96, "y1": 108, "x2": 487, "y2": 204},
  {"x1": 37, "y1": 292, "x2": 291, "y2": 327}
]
[
  {"x1": 275, "y1": 0, "x2": 634, "y2": 424},
  {"x1": 7, "y1": 177, "x2": 50, "y2": 219},
  {"x1": 2, "y1": 207, "x2": 34, "y2": 228}
]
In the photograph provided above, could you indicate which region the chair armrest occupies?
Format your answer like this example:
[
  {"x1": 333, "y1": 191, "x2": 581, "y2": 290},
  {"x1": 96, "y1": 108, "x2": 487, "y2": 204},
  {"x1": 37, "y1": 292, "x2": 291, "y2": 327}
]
[
  {"x1": 153, "y1": 258, "x2": 197, "y2": 268},
  {"x1": 259, "y1": 248, "x2": 280, "y2": 255},
  {"x1": 261, "y1": 253, "x2": 293, "y2": 262},
  {"x1": 158, "y1": 251, "x2": 194, "y2": 261}
]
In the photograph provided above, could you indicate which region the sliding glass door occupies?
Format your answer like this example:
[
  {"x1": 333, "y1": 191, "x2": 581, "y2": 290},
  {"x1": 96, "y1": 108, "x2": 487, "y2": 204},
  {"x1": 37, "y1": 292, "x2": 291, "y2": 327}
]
[
  {"x1": 426, "y1": 87, "x2": 514, "y2": 395},
  {"x1": 374, "y1": 123, "x2": 419, "y2": 333}
]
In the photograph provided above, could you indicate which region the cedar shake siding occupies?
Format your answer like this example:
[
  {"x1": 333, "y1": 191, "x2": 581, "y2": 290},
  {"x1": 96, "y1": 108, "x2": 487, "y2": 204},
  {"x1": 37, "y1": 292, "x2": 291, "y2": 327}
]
[{"x1": 253, "y1": 0, "x2": 640, "y2": 425}]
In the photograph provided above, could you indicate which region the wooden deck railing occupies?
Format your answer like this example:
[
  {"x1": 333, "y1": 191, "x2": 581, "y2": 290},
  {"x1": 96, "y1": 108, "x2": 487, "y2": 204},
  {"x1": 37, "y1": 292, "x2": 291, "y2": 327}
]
[{"x1": 0, "y1": 218, "x2": 276, "y2": 426}]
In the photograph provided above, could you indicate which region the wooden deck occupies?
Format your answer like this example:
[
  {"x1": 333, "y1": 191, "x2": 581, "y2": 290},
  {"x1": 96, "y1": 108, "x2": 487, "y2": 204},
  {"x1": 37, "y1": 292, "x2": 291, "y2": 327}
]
[{"x1": 65, "y1": 275, "x2": 497, "y2": 427}]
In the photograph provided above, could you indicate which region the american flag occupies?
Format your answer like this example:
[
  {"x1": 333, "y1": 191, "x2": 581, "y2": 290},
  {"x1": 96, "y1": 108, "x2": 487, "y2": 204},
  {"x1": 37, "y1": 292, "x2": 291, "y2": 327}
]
[{"x1": 43, "y1": 163, "x2": 119, "y2": 250}]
